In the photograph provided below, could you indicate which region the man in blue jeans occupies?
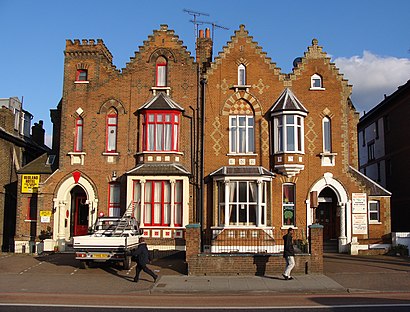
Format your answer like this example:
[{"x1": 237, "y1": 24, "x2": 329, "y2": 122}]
[{"x1": 282, "y1": 227, "x2": 295, "y2": 280}]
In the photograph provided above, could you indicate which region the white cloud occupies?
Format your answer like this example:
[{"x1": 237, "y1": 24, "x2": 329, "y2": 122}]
[{"x1": 334, "y1": 51, "x2": 410, "y2": 114}]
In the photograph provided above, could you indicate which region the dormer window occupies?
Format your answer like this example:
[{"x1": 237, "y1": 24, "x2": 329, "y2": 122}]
[
  {"x1": 310, "y1": 74, "x2": 324, "y2": 90},
  {"x1": 76, "y1": 69, "x2": 88, "y2": 81},
  {"x1": 156, "y1": 56, "x2": 167, "y2": 87},
  {"x1": 238, "y1": 64, "x2": 246, "y2": 86}
]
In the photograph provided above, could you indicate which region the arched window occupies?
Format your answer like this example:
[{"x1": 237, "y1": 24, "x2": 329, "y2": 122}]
[
  {"x1": 156, "y1": 56, "x2": 167, "y2": 87},
  {"x1": 323, "y1": 116, "x2": 332, "y2": 152},
  {"x1": 238, "y1": 64, "x2": 246, "y2": 86},
  {"x1": 310, "y1": 74, "x2": 323, "y2": 89},
  {"x1": 106, "y1": 109, "x2": 118, "y2": 153},
  {"x1": 74, "y1": 116, "x2": 83, "y2": 152}
]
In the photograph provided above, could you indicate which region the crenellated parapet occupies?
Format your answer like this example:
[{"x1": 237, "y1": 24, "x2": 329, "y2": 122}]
[{"x1": 65, "y1": 38, "x2": 114, "y2": 64}]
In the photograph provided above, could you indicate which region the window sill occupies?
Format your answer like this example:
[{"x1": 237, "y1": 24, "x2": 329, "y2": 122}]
[
  {"x1": 309, "y1": 87, "x2": 325, "y2": 91},
  {"x1": 24, "y1": 219, "x2": 37, "y2": 222},
  {"x1": 102, "y1": 152, "x2": 119, "y2": 156},
  {"x1": 151, "y1": 86, "x2": 171, "y2": 95},
  {"x1": 227, "y1": 153, "x2": 258, "y2": 156},
  {"x1": 369, "y1": 221, "x2": 382, "y2": 225},
  {"x1": 281, "y1": 226, "x2": 298, "y2": 230},
  {"x1": 74, "y1": 81, "x2": 89, "y2": 84},
  {"x1": 68, "y1": 152, "x2": 86, "y2": 155},
  {"x1": 138, "y1": 151, "x2": 184, "y2": 155},
  {"x1": 232, "y1": 85, "x2": 251, "y2": 92}
]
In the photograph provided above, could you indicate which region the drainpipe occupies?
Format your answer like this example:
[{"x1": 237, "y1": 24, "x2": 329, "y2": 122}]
[{"x1": 199, "y1": 78, "x2": 206, "y2": 250}]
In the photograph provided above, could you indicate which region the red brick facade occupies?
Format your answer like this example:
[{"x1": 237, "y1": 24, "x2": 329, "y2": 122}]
[{"x1": 13, "y1": 24, "x2": 391, "y2": 264}]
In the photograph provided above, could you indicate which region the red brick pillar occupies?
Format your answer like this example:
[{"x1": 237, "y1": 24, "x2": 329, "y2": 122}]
[
  {"x1": 185, "y1": 224, "x2": 201, "y2": 275},
  {"x1": 309, "y1": 224, "x2": 324, "y2": 273}
]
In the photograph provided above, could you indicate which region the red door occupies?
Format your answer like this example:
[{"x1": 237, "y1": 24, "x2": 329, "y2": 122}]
[{"x1": 73, "y1": 196, "x2": 89, "y2": 236}]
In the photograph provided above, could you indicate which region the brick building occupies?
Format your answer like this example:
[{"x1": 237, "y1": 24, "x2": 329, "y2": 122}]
[
  {"x1": 0, "y1": 97, "x2": 49, "y2": 252},
  {"x1": 201, "y1": 25, "x2": 391, "y2": 255},
  {"x1": 13, "y1": 24, "x2": 392, "y2": 259},
  {"x1": 358, "y1": 80, "x2": 410, "y2": 232},
  {"x1": 14, "y1": 25, "x2": 199, "y2": 252}
]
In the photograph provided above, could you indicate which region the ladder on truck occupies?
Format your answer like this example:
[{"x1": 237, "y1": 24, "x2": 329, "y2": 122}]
[{"x1": 112, "y1": 202, "x2": 137, "y2": 237}]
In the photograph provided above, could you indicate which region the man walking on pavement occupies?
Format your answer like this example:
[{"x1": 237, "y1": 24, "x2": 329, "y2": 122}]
[
  {"x1": 132, "y1": 237, "x2": 158, "y2": 283},
  {"x1": 282, "y1": 227, "x2": 295, "y2": 280}
]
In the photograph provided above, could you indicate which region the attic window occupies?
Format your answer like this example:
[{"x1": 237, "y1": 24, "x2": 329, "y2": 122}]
[{"x1": 310, "y1": 74, "x2": 325, "y2": 90}]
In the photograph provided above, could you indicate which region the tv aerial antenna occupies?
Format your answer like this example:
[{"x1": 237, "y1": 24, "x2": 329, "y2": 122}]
[
  {"x1": 183, "y1": 9, "x2": 210, "y2": 38},
  {"x1": 190, "y1": 20, "x2": 229, "y2": 41}
]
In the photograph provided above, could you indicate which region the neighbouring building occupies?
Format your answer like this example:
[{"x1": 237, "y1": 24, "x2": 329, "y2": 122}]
[
  {"x1": 14, "y1": 25, "x2": 198, "y2": 253},
  {"x1": 0, "y1": 97, "x2": 50, "y2": 252},
  {"x1": 358, "y1": 80, "x2": 410, "y2": 232},
  {"x1": 13, "y1": 24, "x2": 392, "y2": 262}
]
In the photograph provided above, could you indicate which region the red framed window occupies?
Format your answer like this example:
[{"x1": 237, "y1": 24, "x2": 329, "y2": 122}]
[
  {"x1": 74, "y1": 116, "x2": 83, "y2": 152},
  {"x1": 174, "y1": 180, "x2": 183, "y2": 226},
  {"x1": 108, "y1": 183, "x2": 120, "y2": 217},
  {"x1": 76, "y1": 69, "x2": 88, "y2": 81},
  {"x1": 106, "y1": 112, "x2": 118, "y2": 153},
  {"x1": 138, "y1": 180, "x2": 182, "y2": 227},
  {"x1": 142, "y1": 111, "x2": 180, "y2": 152}
]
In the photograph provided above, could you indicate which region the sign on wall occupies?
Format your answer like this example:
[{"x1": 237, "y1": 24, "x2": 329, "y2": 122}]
[
  {"x1": 352, "y1": 213, "x2": 368, "y2": 234},
  {"x1": 352, "y1": 193, "x2": 367, "y2": 213},
  {"x1": 40, "y1": 210, "x2": 52, "y2": 223},
  {"x1": 21, "y1": 175, "x2": 40, "y2": 193}
]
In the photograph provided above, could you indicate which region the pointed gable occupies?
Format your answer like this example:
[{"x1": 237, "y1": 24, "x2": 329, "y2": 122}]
[
  {"x1": 269, "y1": 88, "x2": 308, "y2": 115},
  {"x1": 137, "y1": 92, "x2": 184, "y2": 111}
]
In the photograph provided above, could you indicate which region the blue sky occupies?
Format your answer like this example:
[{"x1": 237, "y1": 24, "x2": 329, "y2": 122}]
[{"x1": 1, "y1": 0, "x2": 410, "y2": 146}]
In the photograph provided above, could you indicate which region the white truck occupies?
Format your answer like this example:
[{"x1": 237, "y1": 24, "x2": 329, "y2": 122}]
[{"x1": 73, "y1": 216, "x2": 143, "y2": 269}]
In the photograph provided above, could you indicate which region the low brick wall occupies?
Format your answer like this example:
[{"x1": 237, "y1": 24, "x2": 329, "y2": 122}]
[{"x1": 186, "y1": 224, "x2": 324, "y2": 276}]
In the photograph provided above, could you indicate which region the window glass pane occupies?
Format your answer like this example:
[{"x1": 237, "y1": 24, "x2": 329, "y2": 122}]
[
  {"x1": 156, "y1": 124, "x2": 163, "y2": 150},
  {"x1": 157, "y1": 114, "x2": 163, "y2": 122},
  {"x1": 323, "y1": 118, "x2": 331, "y2": 152},
  {"x1": 239, "y1": 182, "x2": 247, "y2": 202},
  {"x1": 286, "y1": 115, "x2": 294, "y2": 124},
  {"x1": 165, "y1": 114, "x2": 171, "y2": 122},
  {"x1": 148, "y1": 114, "x2": 155, "y2": 122},
  {"x1": 283, "y1": 184, "x2": 295, "y2": 226},
  {"x1": 286, "y1": 126, "x2": 295, "y2": 151},
  {"x1": 239, "y1": 128, "x2": 246, "y2": 153},
  {"x1": 157, "y1": 65, "x2": 166, "y2": 86},
  {"x1": 148, "y1": 124, "x2": 155, "y2": 150},
  {"x1": 164, "y1": 124, "x2": 171, "y2": 150}
]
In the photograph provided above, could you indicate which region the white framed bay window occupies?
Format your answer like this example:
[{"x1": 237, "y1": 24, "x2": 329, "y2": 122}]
[
  {"x1": 218, "y1": 179, "x2": 267, "y2": 227},
  {"x1": 273, "y1": 114, "x2": 305, "y2": 153}
]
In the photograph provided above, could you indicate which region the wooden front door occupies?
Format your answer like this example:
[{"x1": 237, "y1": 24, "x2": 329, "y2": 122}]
[
  {"x1": 316, "y1": 187, "x2": 339, "y2": 241},
  {"x1": 73, "y1": 196, "x2": 89, "y2": 236}
]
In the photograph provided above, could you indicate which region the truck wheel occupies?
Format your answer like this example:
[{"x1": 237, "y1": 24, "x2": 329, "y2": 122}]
[
  {"x1": 80, "y1": 261, "x2": 89, "y2": 269},
  {"x1": 123, "y1": 255, "x2": 131, "y2": 270}
]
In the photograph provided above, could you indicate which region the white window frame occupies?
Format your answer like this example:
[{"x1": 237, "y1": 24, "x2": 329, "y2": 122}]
[
  {"x1": 229, "y1": 115, "x2": 255, "y2": 154},
  {"x1": 310, "y1": 74, "x2": 325, "y2": 90},
  {"x1": 368, "y1": 200, "x2": 380, "y2": 223},
  {"x1": 108, "y1": 183, "x2": 121, "y2": 217},
  {"x1": 218, "y1": 179, "x2": 267, "y2": 227},
  {"x1": 322, "y1": 116, "x2": 332, "y2": 153},
  {"x1": 273, "y1": 114, "x2": 304, "y2": 153},
  {"x1": 238, "y1": 64, "x2": 246, "y2": 86}
]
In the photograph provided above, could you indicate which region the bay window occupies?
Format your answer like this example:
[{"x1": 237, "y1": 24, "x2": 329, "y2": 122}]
[
  {"x1": 218, "y1": 180, "x2": 267, "y2": 227},
  {"x1": 108, "y1": 183, "x2": 120, "y2": 217},
  {"x1": 274, "y1": 115, "x2": 304, "y2": 153},
  {"x1": 133, "y1": 179, "x2": 183, "y2": 227},
  {"x1": 143, "y1": 111, "x2": 180, "y2": 152}
]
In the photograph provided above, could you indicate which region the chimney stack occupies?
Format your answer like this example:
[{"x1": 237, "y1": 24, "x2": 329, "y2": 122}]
[
  {"x1": 32, "y1": 120, "x2": 45, "y2": 146},
  {"x1": 196, "y1": 27, "x2": 213, "y2": 73}
]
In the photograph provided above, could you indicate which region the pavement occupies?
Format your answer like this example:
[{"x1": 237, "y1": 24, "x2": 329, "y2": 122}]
[
  {"x1": 151, "y1": 274, "x2": 345, "y2": 294},
  {"x1": 144, "y1": 252, "x2": 410, "y2": 295}
]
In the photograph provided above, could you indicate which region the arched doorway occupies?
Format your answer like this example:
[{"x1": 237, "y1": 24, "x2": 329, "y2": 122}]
[
  {"x1": 70, "y1": 186, "x2": 89, "y2": 236},
  {"x1": 316, "y1": 187, "x2": 340, "y2": 241}
]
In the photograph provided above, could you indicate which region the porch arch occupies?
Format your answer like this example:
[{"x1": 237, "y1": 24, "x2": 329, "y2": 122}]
[{"x1": 53, "y1": 173, "x2": 98, "y2": 244}]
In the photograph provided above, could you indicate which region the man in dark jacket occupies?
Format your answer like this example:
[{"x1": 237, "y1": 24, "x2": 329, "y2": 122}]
[
  {"x1": 132, "y1": 237, "x2": 158, "y2": 283},
  {"x1": 282, "y1": 227, "x2": 295, "y2": 280}
]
